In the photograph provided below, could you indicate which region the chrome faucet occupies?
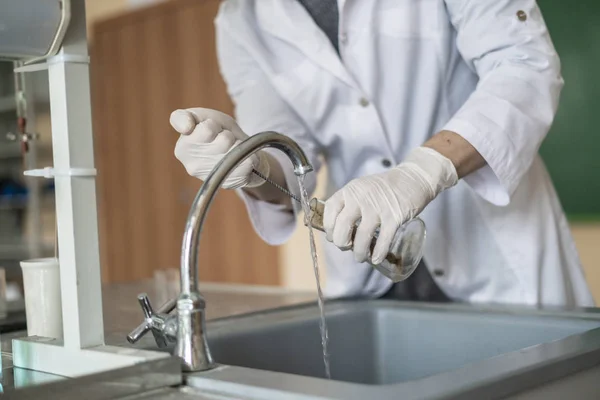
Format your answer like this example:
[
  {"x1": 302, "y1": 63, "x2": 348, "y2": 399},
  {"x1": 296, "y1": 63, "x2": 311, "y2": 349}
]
[{"x1": 127, "y1": 131, "x2": 313, "y2": 371}]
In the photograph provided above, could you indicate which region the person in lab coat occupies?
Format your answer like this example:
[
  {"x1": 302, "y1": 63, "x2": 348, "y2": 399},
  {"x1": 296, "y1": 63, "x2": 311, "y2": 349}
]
[{"x1": 170, "y1": 0, "x2": 594, "y2": 307}]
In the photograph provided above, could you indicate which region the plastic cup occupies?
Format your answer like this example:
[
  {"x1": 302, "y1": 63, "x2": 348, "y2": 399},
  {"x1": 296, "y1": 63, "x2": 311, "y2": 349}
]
[{"x1": 20, "y1": 258, "x2": 63, "y2": 339}]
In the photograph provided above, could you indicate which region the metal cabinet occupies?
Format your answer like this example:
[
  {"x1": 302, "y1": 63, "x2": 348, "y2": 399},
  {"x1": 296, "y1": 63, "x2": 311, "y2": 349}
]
[{"x1": 0, "y1": 61, "x2": 54, "y2": 287}]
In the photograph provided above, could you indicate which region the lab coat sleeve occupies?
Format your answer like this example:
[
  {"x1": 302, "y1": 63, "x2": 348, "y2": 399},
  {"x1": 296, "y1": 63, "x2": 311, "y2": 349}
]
[
  {"x1": 443, "y1": 0, "x2": 563, "y2": 205},
  {"x1": 215, "y1": 16, "x2": 322, "y2": 245}
]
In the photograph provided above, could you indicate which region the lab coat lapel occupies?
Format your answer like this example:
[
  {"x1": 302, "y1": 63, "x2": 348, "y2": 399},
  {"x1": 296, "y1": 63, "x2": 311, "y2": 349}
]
[{"x1": 257, "y1": 0, "x2": 356, "y2": 88}]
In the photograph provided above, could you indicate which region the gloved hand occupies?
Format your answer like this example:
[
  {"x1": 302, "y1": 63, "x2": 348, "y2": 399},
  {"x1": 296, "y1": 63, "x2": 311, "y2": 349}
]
[
  {"x1": 323, "y1": 147, "x2": 458, "y2": 264},
  {"x1": 170, "y1": 107, "x2": 269, "y2": 189}
]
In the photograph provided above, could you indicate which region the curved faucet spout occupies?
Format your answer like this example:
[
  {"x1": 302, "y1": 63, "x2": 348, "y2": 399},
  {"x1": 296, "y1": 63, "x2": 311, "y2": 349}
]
[
  {"x1": 180, "y1": 131, "x2": 313, "y2": 295},
  {"x1": 176, "y1": 131, "x2": 313, "y2": 371}
]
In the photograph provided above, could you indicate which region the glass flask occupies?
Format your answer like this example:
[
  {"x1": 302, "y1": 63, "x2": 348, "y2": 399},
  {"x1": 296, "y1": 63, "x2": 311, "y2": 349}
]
[{"x1": 305, "y1": 198, "x2": 426, "y2": 282}]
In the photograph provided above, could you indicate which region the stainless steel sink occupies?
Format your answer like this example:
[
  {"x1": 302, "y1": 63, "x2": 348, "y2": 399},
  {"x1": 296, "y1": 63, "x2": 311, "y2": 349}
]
[
  {"x1": 184, "y1": 300, "x2": 600, "y2": 399},
  {"x1": 207, "y1": 300, "x2": 598, "y2": 384}
]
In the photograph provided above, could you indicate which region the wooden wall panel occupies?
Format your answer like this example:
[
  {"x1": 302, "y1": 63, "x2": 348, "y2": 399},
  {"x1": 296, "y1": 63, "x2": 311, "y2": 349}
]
[{"x1": 91, "y1": 0, "x2": 280, "y2": 285}]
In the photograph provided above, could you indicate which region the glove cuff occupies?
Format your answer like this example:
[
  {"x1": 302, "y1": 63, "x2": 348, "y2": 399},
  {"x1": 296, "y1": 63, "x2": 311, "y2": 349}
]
[{"x1": 403, "y1": 146, "x2": 459, "y2": 195}]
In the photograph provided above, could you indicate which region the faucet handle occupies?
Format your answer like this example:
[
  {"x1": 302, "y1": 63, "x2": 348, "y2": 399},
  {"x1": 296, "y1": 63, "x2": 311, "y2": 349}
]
[{"x1": 127, "y1": 293, "x2": 177, "y2": 348}]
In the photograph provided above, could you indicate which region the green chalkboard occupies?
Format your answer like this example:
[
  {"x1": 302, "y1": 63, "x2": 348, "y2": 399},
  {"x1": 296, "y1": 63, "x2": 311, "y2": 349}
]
[{"x1": 538, "y1": 1, "x2": 600, "y2": 219}]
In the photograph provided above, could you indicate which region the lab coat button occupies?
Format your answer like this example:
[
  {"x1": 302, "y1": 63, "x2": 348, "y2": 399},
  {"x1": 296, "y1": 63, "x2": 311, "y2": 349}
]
[
  {"x1": 381, "y1": 158, "x2": 392, "y2": 168},
  {"x1": 517, "y1": 10, "x2": 527, "y2": 21},
  {"x1": 433, "y1": 269, "x2": 445, "y2": 277},
  {"x1": 359, "y1": 97, "x2": 370, "y2": 107},
  {"x1": 340, "y1": 32, "x2": 348, "y2": 44}
]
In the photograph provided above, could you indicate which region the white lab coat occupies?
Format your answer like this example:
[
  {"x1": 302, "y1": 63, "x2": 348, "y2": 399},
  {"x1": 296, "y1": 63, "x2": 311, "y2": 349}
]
[{"x1": 214, "y1": 0, "x2": 595, "y2": 307}]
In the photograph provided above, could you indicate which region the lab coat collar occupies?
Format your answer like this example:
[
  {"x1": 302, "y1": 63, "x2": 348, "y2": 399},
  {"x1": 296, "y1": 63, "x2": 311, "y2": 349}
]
[{"x1": 256, "y1": 0, "x2": 357, "y2": 88}]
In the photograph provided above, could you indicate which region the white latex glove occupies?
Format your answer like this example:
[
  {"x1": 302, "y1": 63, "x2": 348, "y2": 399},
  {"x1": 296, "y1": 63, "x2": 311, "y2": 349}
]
[
  {"x1": 170, "y1": 107, "x2": 269, "y2": 189},
  {"x1": 323, "y1": 147, "x2": 458, "y2": 264}
]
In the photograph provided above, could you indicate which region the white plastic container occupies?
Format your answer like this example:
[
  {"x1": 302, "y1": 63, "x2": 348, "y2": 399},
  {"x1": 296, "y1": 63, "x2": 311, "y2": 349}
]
[{"x1": 20, "y1": 258, "x2": 63, "y2": 339}]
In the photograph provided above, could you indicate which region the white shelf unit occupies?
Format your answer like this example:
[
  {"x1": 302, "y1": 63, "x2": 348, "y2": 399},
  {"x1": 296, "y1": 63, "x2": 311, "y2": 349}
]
[{"x1": 9, "y1": 0, "x2": 170, "y2": 378}]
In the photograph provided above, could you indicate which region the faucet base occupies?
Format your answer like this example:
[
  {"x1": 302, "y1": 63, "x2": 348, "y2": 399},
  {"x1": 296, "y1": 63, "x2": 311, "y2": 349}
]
[{"x1": 174, "y1": 292, "x2": 215, "y2": 372}]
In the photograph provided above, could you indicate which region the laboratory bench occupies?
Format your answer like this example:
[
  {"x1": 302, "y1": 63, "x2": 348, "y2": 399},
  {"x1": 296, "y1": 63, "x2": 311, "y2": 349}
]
[
  {"x1": 0, "y1": 280, "x2": 315, "y2": 397},
  {"x1": 2, "y1": 281, "x2": 600, "y2": 399}
]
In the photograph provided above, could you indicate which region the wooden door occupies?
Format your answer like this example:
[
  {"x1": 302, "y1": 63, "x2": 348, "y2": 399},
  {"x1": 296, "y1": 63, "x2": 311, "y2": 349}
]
[{"x1": 90, "y1": 0, "x2": 280, "y2": 285}]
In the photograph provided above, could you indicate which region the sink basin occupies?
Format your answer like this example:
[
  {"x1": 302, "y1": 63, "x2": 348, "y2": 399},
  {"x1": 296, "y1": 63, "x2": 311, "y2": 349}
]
[
  {"x1": 208, "y1": 300, "x2": 599, "y2": 384},
  {"x1": 185, "y1": 300, "x2": 600, "y2": 399}
]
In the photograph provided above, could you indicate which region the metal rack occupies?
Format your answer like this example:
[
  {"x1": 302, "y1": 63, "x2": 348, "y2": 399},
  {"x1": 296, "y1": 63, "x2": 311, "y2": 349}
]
[{"x1": 0, "y1": 60, "x2": 54, "y2": 283}]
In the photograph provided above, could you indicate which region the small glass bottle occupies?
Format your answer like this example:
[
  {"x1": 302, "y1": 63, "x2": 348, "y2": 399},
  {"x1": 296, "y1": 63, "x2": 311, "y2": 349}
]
[{"x1": 305, "y1": 198, "x2": 426, "y2": 282}]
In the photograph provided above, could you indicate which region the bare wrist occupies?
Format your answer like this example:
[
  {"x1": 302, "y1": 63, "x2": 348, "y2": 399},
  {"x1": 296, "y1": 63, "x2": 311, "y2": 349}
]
[{"x1": 423, "y1": 130, "x2": 486, "y2": 178}]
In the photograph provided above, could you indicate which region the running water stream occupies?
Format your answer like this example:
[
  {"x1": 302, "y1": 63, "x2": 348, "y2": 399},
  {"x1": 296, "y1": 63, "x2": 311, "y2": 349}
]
[{"x1": 297, "y1": 175, "x2": 331, "y2": 380}]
